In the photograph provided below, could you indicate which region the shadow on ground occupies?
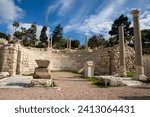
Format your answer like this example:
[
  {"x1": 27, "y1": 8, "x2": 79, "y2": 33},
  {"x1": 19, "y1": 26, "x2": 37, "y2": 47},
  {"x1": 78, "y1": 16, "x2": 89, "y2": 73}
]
[
  {"x1": 6, "y1": 83, "x2": 31, "y2": 87},
  {"x1": 132, "y1": 86, "x2": 150, "y2": 89},
  {"x1": 119, "y1": 96, "x2": 150, "y2": 100}
]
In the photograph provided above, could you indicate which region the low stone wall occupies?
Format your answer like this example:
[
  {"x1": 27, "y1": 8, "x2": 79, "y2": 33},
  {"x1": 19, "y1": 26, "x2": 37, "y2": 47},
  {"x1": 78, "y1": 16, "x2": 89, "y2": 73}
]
[{"x1": 0, "y1": 43, "x2": 135, "y2": 76}]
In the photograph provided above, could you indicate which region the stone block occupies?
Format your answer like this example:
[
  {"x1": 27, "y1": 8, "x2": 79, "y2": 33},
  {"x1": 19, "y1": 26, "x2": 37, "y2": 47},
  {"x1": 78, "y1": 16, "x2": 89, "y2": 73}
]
[
  {"x1": 33, "y1": 68, "x2": 51, "y2": 79},
  {"x1": 0, "y1": 72, "x2": 9, "y2": 79},
  {"x1": 35, "y1": 60, "x2": 50, "y2": 68},
  {"x1": 31, "y1": 79, "x2": 53, "y2": 87},
  {"x1": 84, "y1": 61, "x2": 94, "y2": 77}
]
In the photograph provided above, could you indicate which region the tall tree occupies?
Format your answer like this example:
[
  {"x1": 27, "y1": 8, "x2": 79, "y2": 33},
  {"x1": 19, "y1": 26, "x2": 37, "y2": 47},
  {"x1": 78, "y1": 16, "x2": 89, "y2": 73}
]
[
  {"x1": 14, "y1": 31, "x2": 22, "y2": 39},
  {"x1": 109, "y1": 15, "x2": 133, "y2": 46},
  {"x1": 0, "y1": 32, "x2": 8, "y2": 39},
  {"x1": 28, "y1": 23, "x2": 37, "y2": 47},
  {"x1": 39, "y1": 26, "x2": 48, "y2": 47},
  {"x1": 52, "y1": 24, "x2": 63, "y2": 48},
  {"x1": 71, "y1": 40, "x2": 80, "y2": 49},
  {"x1": 88, "y1": 34, "x2": 106, "y2": 49},
  {"x1": 88, "y1": 35, "x2": 99, "y2": 49},
  {"x1": 13, "y1": 21, "x2": 20, "y2": 32},
  {"x1": 141, "y1": 29, "x2": 150, "y2": 48}
]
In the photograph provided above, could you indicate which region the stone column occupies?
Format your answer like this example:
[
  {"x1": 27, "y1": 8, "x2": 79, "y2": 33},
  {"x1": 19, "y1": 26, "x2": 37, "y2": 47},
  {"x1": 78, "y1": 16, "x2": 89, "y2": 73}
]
[
  {"x1": 85, "y1": 35, "x2": 88, "y2": 50},
  {"x1": 69, "y1": 36, "x2": 71, "y2": 50},
  {"x1": 8, "y1": 35, "x2": 13, "y2": 43},
  {"x1": 119, "y1": 26, "x2": 127, "y2": 77},
  {"x1": 16, "y1": 45, "x2": 22, "y2": 74},
  {"x1": 50, "y1": 36, "x2": 53, "y2": 48},
  {"x1": 67, "y1": 38, "x2": 69, "y2": 49},
  {"x1": 131, "y1": 9, "x2": 147, "y2": 81},
  {"x1": 47, "y1": 40, "x2": 50, "y2": 48}
]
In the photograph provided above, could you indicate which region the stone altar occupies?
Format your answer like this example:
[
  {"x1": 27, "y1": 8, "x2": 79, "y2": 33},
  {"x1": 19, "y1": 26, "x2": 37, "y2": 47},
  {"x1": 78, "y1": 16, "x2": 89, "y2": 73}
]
[
  {"x1": 33, "y1": 60, "x2": 51, "y2": 79},
  {"x1": 32, "y1": 60, "x2": 53, "y2": 87}
]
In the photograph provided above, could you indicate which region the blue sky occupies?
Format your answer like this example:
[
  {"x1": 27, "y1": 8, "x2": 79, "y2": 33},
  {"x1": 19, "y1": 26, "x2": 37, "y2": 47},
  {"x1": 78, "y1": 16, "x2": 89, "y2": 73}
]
[{"x1": 0, "y1": 0, "x2": 150, "y2": 44}]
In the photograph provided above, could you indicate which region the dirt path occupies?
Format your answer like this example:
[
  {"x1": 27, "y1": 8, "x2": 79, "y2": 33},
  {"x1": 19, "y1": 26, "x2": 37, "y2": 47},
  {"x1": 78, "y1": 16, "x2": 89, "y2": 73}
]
[{"x1": 0, "y1": 72, "x2": 150, "y2": 100}]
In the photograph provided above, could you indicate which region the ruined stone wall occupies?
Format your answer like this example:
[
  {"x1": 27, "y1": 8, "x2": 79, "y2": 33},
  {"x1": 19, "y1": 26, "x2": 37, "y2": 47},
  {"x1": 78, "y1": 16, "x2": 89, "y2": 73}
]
[
  {"x1": 0, "y1": 45, "x2": 18, "y2": 76},
  {"x1": 18, "y1": 45, "x2": 135, "y2": 75},
  {"x1": 143, "y1": 55, "x2": 150, "y2": 79},
  {"x1": 0, "y1": 44, "x2": 135, "y2": 76},
  {"x1": 19, "y1": 47, "x2": 103, "y2": 74},
  {"x1": 0, "y1": 46, "x2": 4, "y2": 71}
]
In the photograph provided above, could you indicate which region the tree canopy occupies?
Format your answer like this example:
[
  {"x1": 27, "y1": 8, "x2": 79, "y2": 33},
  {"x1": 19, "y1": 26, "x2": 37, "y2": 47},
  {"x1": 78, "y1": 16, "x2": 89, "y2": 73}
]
[
  {"x1": 0, "y1": 32, "x2": 8, "y2": 39},
  {"x1": 39, "y1": 26, "x2": 48, "y2": 47},
  {"x1": 52, "y1": 24, "x2": 63, "y2": 48},
  {"x1": 88, "y1": 34, "x2": 106, "y2": 49},
  {"x1": 109, "y1": 15, "x2": 133, "y2": 46},
  {"x1": 141, "y1": 29, "x2": 150, "y2": 48},
  {"x1": 13, "y1": 21, "x2": 20, "y2": 32}
]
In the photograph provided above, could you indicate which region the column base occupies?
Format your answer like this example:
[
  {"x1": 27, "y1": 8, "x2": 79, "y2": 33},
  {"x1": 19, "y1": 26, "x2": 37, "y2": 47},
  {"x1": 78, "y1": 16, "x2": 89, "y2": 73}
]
[
  {"x1": 119, "y1": 66, "x2": 127, "y2": 77},
  {"x1": 133, "y1": 66, "x2": 147, "y2": 81},
  {"x1": 135, "y1": 66, "x2": 144, "y2": 74},
  {"x1": 132, "y1": 74, "x2": 147, "y2": 81}
]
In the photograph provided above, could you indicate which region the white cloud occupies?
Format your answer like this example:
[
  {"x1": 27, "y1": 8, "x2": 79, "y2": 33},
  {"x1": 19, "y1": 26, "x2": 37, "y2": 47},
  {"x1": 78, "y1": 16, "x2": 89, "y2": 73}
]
[
  {"x1": 0, "y1": 0, "x2": 24, "y2": 23},
  {"x1": 64, "y1": 0, "x2": 126, "y2": 39},
  {"x1": 46, "y1": 0, "x2": 75, "y2": 23},
  {"x1": 58, "y1": 0, "x2": 75, "y2": 16},
  {"x1": 140, "y1": 12, "x2": 150, "y2": 30},
  {"x1": 139, "y1": 5, "x2": 150, "y2": 30},
  {"x1": 7, "y1": 23, "x2": 51, "y2": 39}
]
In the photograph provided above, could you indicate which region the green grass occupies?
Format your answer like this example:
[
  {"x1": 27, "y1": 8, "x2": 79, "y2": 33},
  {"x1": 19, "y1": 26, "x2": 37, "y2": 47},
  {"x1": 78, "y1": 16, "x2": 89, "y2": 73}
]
[
  {"x1": 127, "y1": 71, "x2": 135, "y2": 77},
  {"x1": 84, "y1": 77, "x2": 112, "y2": 88},
  {"x1": 23, "y1": 73, "x2": 33, "y2": 76}
]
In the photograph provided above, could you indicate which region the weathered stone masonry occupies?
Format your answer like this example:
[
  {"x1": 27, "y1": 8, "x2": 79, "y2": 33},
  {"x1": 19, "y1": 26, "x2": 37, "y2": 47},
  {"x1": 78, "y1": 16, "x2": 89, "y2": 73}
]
[{"x1": 0, "y1": 43, "x2": 135, "y2": 76}]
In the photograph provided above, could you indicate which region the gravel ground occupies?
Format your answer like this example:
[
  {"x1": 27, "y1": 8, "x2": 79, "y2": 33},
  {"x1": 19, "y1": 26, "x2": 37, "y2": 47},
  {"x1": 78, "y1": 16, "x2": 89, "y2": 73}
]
[{"x1": 0, "y1": 72, "x2": 150, "y2": 100}]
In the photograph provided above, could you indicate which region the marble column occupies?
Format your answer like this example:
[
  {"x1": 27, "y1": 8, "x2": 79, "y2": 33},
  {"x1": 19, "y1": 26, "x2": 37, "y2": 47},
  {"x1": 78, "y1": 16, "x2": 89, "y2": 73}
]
[
  {"x1": 50, "y1": 36, "x2": 53, "y2": 48},
  {"x1": 69, "y1": 36, "x2": 71, "y2": 50},
  {"x1": 67, "y1": 38, "x2": 69, "y2": 49},
  {"x1": 86, "y1": 35, "x2": 88, "y2": 50},
  {"x1": 131, "y1": 9, "x2": 147, "y2": 81},
  {"x1": 8, "y1": 34, "x2": 13, "y2": 43},
  {"x1": 47, "y1": 40, "x2": 50, "y2": 48},
  {"x1": 119, "y1": 26, "x2": 127, "y2": 77}
]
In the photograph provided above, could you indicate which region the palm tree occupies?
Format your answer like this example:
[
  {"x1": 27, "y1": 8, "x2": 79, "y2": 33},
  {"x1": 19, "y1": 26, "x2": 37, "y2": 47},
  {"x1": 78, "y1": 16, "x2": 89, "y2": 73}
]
[{"x1": 13, "y1": 21, "x2": 20, "y2": 32}]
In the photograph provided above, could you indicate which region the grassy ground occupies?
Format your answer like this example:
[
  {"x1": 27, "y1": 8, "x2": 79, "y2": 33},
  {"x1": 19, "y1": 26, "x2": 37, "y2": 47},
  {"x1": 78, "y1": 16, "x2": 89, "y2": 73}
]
[{"x1": 84, "y1": 77, "x2": 113, "y2": 88}]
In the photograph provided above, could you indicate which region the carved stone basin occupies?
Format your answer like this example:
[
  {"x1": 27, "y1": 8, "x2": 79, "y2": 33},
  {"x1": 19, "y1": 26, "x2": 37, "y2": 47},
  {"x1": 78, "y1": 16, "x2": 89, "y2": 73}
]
[{"x1": 35, "y1": 60, "x2": 50, "y2": 68}]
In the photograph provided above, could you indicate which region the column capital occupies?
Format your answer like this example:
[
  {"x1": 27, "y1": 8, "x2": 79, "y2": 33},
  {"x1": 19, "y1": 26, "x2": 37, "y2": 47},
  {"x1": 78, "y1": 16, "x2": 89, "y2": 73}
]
[{"x1": 131, "y1": 9, "x2": 139, "y2": 17}]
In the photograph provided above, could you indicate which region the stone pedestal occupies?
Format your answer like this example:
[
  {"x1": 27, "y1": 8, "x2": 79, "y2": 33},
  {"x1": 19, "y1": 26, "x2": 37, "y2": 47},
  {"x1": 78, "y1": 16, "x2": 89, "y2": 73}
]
[
  {"x1": 119, "y1": 26, "x2": 127, "y2": 77},
  {"x1": 32, "y1": 60, "x2": 52, "y2": 86},
  {"x1": 33, "y1": 60, "x2": 51, "y2": 79},
  {"x1": 84, "y1": 61, "x2": 94, "y2": 77},
  {"x1": 33, "y1": 68, "x2": 51, "y2": 79},
  {"x1": 131, "y1": 9, "x2": 147, "y2": 81}
]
